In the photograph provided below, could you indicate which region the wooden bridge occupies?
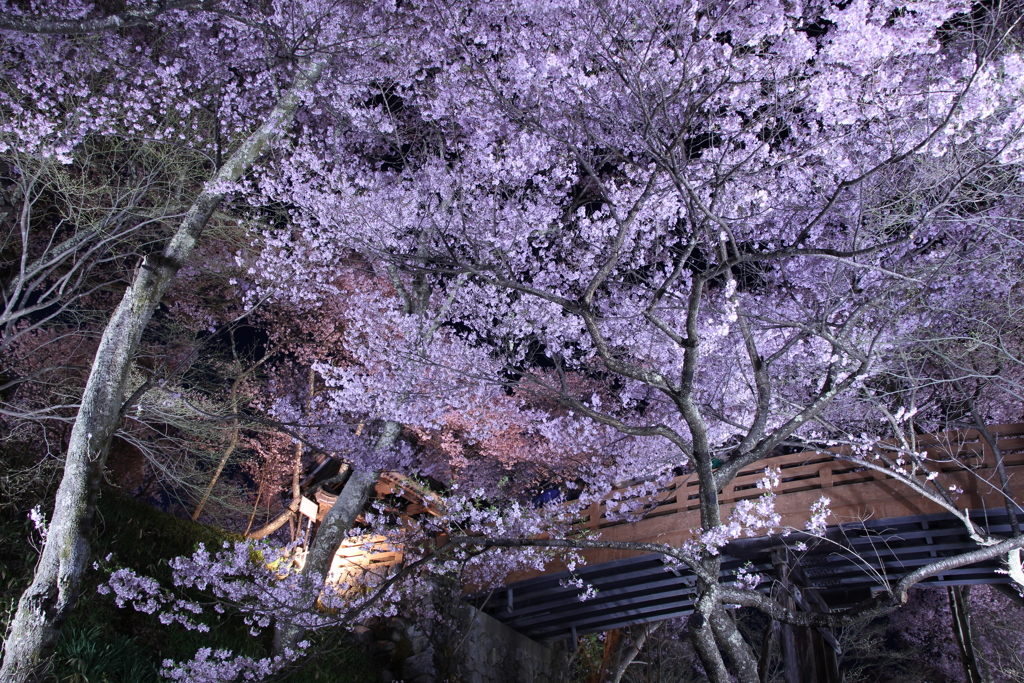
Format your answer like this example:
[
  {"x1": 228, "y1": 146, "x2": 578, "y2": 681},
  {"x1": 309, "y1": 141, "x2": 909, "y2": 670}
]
[
  {"x1": 465, "y1": 423, "x2": 1024, "y2": 642},
  {"x1": 303, "y1": 424, "x2": 1024, "y2": 641}
]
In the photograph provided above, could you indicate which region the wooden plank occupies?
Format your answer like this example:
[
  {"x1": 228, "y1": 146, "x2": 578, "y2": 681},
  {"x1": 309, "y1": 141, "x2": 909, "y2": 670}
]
[{"x1": 510, "y1": 461, "x2": 1024, "y2": 573}]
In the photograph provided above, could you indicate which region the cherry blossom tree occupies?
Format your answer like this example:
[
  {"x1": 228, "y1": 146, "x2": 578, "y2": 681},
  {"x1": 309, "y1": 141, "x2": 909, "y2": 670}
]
[
  {"x1": 5, "y1": 0, "x2": 1024, "y2": 681},
  {"x1": 248, "y1": 0, "x2": 1024, "y2": 680}
]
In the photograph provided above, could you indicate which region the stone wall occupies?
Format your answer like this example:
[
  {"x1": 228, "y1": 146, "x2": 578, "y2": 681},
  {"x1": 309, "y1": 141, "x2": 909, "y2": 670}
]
[
  {"x1": 356, "y1": 580, "x2": 568, "y2": 683},
  {"x1": 443, "y1": 604, "x2": 568, "y2": 683}
]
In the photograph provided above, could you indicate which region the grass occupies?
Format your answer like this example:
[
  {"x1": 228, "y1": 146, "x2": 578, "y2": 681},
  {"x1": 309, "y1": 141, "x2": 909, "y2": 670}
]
[{"x1": 52, "y1": 625, "x2": 161, "y2": 683}]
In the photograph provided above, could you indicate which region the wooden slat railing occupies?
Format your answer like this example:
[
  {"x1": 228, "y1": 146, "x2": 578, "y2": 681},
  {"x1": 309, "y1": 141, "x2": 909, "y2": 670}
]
[
  {"x1": 311, "y1": 424, "x2": 1024, "y2": 587},
  {"x1": 505, "y1": 423, "x2": 1024, "y2": 579}
]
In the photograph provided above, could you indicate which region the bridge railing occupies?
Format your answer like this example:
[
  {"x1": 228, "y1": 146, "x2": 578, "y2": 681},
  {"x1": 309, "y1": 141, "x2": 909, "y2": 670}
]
[
  {"x1": 577, "y1": 423, "x2": 1024, "y2": 533},
  {"x1": 492, "y1": 423, "x2": 1024, "y2": 579},
  {"x1": 311, "y1": 424, "x2": 1024, "y2": 587}
]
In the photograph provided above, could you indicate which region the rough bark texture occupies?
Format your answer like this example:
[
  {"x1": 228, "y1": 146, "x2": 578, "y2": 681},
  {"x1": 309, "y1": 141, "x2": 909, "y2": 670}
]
[
  {"x1": 272, "y1": 421, "x2": 400, "y2": 657},
  {"x1": 689, "y1": 606, "x2": 732, "y2": 683},
  {"x1": 708, "y1": 606, "x2": 760, "y2": 683},
  {"x1": 0, "y1": 58, "x2": 324, "y2": 683}
]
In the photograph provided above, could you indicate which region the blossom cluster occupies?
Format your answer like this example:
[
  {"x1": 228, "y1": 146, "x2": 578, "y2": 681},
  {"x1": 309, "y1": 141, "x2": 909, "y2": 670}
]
[
  {"x1": 96, "y1": 538, "x2": 405, "y2": 682},
  {"x1": 691, "y1": 469, "x2": 784, "y2": 556}
]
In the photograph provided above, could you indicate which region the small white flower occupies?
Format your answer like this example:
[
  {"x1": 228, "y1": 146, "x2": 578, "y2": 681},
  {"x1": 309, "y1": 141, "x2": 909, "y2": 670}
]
[{"x1": 28, "y1": 506, "x2": 48, "y2": 542}]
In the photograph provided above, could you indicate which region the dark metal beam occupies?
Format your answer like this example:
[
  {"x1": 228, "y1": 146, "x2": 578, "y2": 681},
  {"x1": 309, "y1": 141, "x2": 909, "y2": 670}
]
[{"x1": 469, "y1": 511, "x2": 1021, "y2": 641}]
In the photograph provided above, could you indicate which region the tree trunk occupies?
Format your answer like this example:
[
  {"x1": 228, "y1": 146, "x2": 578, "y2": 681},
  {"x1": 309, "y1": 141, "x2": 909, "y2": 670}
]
[
  {"x1": 690, "y1": 609, "x2": 732, "y2": 683},
  {"x1": 272, "y1": 421, "x2": 400, "y2": 657},
  {"x1": 607, "y1": 622, "x2": 660, "y2": 683},
  {"x1": 689, "y1": 587, "x2": 732, "y2": 683},
  {"x1": 248, "y1": 499, "x2": 302, "y2": 541},
  {"x1": 247, "y1": 464, "x2": 351, "y2": 540},
  {"x1": 191, "y1": 430, "x2": 241, "y2": 521},
  {"x1": 0, "y1": 58, "x2": 325, "y2": 683},
  {"x1": 971, "y1": 411, "x2": 1021, "y2": 537},
  {"x1": 949, "y1": 586, "x2": 989, "y2": 683},
  {"x1": 709, "y1": 606, "x2": 760, "y2": 683}
]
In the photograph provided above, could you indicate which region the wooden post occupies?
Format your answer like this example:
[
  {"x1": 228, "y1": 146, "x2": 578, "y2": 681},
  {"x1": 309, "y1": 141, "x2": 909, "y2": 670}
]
[
  {"x1": 772, "y1": 551, "x2": 803, "y2": 683},
  {"x1": 757, "y1": 619, "x2": 775, "y2": 683},
  {"x1": 592, "y1": 629, "x2": 623, "y2": 683},
  {"x1": 771, "y1": 549, "x2": 842, "y2": 683}
]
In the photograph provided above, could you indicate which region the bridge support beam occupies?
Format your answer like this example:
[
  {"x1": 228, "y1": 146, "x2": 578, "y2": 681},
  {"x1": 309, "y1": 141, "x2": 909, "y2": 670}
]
[{"x1": 771, "y1": 549, "x2": 842, "y2": 683}]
